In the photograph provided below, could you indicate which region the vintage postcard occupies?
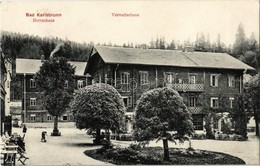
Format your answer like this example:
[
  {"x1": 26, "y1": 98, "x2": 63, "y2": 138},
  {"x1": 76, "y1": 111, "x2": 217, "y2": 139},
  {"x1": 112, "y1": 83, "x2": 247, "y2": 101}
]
[{"x1": 0, "y1": 0, "x2": 259, "y2": 165}]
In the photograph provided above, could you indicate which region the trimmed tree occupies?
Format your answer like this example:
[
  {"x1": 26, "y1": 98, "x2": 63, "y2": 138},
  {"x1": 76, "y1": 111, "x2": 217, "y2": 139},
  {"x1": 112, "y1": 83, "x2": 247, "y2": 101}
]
[
  {"x1": 133, "y1": 87, "x2": 194, "y2": 161},
  {"x1": 230, "y1": 95, "x2": 248, "y2": 138},
  {"x1": 71, "y1": 83, "x2": 125, "y2": 144},
  {"x1": 244, "y1": 74, "x2": 260, "y2": 136},
  {"x1": 35, "y1": 57, "x2": 75, "y2": 136}
]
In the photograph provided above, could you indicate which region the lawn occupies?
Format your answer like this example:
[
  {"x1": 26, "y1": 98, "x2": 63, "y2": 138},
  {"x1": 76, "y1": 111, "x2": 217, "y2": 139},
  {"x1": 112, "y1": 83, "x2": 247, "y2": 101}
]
[{"x1": 84, "y1": 146, "x2": 245, "y2": 165}]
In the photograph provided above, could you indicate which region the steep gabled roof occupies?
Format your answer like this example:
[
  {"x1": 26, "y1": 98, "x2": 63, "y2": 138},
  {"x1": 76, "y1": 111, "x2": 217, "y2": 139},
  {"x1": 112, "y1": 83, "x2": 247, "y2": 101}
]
[
  {"x1": 92, "y1": 46, "x2": 255, "y2": 71},
  {"x1": 16, "y1": 58, "x2": 87, "y2": 76}
]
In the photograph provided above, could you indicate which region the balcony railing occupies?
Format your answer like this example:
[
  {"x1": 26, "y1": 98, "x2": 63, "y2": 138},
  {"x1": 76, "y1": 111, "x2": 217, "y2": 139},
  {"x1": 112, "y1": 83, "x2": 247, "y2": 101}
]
[
  {"x1": 170, "y1": 83, "x2": 204, "y2": 92},
  {"x1": 188, "y1": 107, "x2": 203, "y2": 114}
]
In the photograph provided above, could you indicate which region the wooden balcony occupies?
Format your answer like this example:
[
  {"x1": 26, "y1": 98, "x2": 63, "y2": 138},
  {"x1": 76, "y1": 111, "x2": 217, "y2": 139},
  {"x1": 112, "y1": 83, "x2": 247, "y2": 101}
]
[
  {"x1": 188, "y1": 107, "x2": 203, "y2": 114},
  {"x1": 170, "y1": 83, "x2": 204, "y2": 92}
]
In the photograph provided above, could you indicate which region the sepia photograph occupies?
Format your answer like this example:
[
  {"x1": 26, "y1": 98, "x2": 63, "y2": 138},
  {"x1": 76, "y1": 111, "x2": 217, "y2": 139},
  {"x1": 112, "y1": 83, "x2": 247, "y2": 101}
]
[{"x1": 0, "y1": 0, "x2": 259, "y2": 165}]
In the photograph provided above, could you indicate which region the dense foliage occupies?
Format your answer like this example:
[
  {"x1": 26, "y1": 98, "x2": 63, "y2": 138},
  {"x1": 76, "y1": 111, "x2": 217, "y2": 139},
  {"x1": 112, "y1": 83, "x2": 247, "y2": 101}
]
[
  {"x1": 1, "y1": 31, "x2": 92, "y2": 61},
  {"x1": 133, "y1": 87, "x2": 194, "y2": 160},
  {"x1": 244, "y1": 74, "x2": 260, "y2": 136},
  {"x1": 35, "y1": 56, "x2": 75, "y2": 135},
  {"x1": 233, "y1": 24, "x2": 260, "y2": 70},
  {"x1": 72, "y1": 83, "x2": 125, "y2": 143},
  {"x1": 229, "y1": 95, "x2": 248, "y2": 138}
]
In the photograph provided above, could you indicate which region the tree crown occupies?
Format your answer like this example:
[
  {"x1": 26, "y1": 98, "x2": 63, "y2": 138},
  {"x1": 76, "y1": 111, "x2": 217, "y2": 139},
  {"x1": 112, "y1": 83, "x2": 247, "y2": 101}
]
[
  {"x1": 35, "y1": 56, "x2": 75, "y2": 116},
  {"x1": 72, "y1": 83, "x2": 125, "y2": 131},
  {"x1": 133, "y1": 87, "x2": 194, "y2": 142}
]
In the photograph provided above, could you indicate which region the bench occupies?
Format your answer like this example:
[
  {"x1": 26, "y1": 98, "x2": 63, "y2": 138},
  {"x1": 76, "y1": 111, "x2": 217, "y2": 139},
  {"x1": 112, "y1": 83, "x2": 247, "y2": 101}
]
[{"x1": 1, "y1": 145, "x2": 18, "y2": 165}]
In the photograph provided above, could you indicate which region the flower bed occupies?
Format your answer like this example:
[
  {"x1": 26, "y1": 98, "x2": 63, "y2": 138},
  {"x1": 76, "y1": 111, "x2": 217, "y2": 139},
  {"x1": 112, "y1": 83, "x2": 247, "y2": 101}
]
[{"x1": 84, "y1": 146, "x2": 245, "y2": 165}]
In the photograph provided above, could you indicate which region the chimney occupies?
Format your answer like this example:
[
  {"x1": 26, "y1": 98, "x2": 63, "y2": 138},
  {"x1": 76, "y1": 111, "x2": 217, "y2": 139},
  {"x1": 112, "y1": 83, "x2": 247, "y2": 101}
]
[{"x1": 50, "y1": 43, "x2": 63, "y2": 58}]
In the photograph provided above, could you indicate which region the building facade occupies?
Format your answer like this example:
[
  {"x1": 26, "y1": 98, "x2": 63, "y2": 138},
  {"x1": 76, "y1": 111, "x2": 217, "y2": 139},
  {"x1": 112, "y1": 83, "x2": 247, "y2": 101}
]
[
  {"x1": 15, "y1": 58, "x2": 87, "y2": 123},
  {"x1": 1, "y1": 47, "x2": 12, "y2": 135},
  {"x1": 1, "y1": 51, "x2": 7, "y2": 135},
  {"x1": 85, "y1": 46, "x2": 255, "y2": 133}
]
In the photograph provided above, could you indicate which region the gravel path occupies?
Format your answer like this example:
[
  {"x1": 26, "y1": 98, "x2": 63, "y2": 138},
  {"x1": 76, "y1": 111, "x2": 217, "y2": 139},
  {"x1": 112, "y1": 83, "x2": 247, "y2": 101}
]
[
  {"x1": 11, "y1": 123, "x2": 259, "y2": 165},
  {"x1": 13, "y1": 127, "x2": 111, "y2": 165}
]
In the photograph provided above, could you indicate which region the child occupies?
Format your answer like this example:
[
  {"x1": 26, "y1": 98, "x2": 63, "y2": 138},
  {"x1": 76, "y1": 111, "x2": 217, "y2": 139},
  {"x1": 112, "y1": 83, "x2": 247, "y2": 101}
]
[
  {"x1": 22, "y1": 125, "x2": 27, "y2": 139},
  {"x1": 41, "y1": 131, "x2": 47, "y2": 142}
]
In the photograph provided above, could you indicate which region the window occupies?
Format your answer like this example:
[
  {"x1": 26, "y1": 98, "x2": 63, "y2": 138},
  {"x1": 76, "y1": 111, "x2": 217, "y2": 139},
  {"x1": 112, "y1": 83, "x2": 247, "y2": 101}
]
[
  {"x1": 210, "y1": 97, "x2": 219, "y2": 108},
  {"x1": 30, "y1": 98, "x2": 36, "y2": 106},
  {"x1": 123, "y1": 96, "x2": 133, "y2": 108},
  {"x1": 64, "y1": 80, "x2": 68, "y2": 88},
  {"x1": 228, "y1": 75, "x2": 235, "y2": 87},
  {"x1": 189, "y1": 75, "x2": 196, "y2": 84},
  {"x1": 177, "y1": 78, "x2": 183, "y2": 84},
  {"x1": 164, "y1": 72, "x2": 173, "y2": 84},
  {"x1": 192, "y1": 114, "x2": 203, "y2": 130},
  {"x1": 121, "y1": 72, "x2": 130, "y2": 84},
  {"x1": 210, "y1": 74, "x2": 219, "y2": 87},
  {"x1": 47, "y1": 114, "x2": 52, "y2": 121},
  {"x1": 189, "y1": 97, "x2": 197, "y2": 107},
  {"x1": 7, "y1": 81, "x2": 10, "y2": 88},
  {"x1": 30, "y1": 114, "x2": 36, "y2": 122},
  {"x1": 30, "y1": 79, "x2": 36, "y2": 88},
  {"x1": 229, "y1": 97, "x2": 234, "y2": 108},
  {"x1": 63, "y1": 114, "x2": 68, "y2": 121},
  {"x1": 99, "y1": 74, "x2": 102, "y2": 83},
  {"x1": 140, "y1": 71, "x2": 149, "y2": 84},
  {"x1": 105, "y1": 74, "x2": 108, "y2": 84},
  {"x1": 77, "y1": 80, "x2": 84, "y2": 89}
]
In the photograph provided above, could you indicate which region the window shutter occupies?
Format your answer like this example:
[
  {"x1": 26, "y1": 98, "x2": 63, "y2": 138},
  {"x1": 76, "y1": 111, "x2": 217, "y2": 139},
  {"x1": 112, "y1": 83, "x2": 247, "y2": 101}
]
[{"x1": 216, "y1": 75, "x2": 218, "y2": 87}]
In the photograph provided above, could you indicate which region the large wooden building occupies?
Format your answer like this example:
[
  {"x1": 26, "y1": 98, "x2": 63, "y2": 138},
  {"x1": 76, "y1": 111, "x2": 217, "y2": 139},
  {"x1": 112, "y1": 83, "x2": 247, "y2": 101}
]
[
  {"x1": 85, "y1": 46, "x2": 255, "y2": 133},
  {"x1": 15, "y1": 58, "x2": 87, "y2": 123}
]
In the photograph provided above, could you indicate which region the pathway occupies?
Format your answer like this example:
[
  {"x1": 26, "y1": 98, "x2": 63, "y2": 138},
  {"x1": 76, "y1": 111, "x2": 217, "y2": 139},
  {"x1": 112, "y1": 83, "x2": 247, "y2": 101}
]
[{"x1": 13, "y1": 127, "x2": 111, "y2": 165}]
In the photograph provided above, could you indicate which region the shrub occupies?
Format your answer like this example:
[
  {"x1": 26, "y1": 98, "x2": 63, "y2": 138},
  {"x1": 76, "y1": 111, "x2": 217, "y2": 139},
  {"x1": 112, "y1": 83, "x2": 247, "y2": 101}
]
[
  {"x1": 137, "y1": 153, "x2": 163, "y2": 164},
  {"x1": 215, "y1": 133, "x2": 247, "y2": 141},
  {"x1": 110, "y1": 134, "x2": 116, "y2": 140},
  {"x1": 116, "y1": 133, "x2": 134, "y2": 141},
  {"x1": 192, "y1": 133, "x2": 206, "y2": 140},
  {"x1": 105, "y1": 148, "x2": 139, "y2": 163},
  {"x1": 129, "y1": 143, "x2": 142, "y2": 151}
]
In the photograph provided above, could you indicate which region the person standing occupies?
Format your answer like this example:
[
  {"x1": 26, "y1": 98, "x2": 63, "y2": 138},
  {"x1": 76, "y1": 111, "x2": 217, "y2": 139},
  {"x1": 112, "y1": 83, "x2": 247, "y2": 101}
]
[{"x1": 22, "y1": 125, "x2": 27, "y2": 139}]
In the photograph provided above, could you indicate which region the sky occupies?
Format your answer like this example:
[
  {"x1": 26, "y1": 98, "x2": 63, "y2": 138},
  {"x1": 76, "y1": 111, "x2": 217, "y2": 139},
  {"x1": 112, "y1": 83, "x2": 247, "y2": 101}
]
[{"x1": 1, "y1": 0, "x2": 259, "y2": 46}]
